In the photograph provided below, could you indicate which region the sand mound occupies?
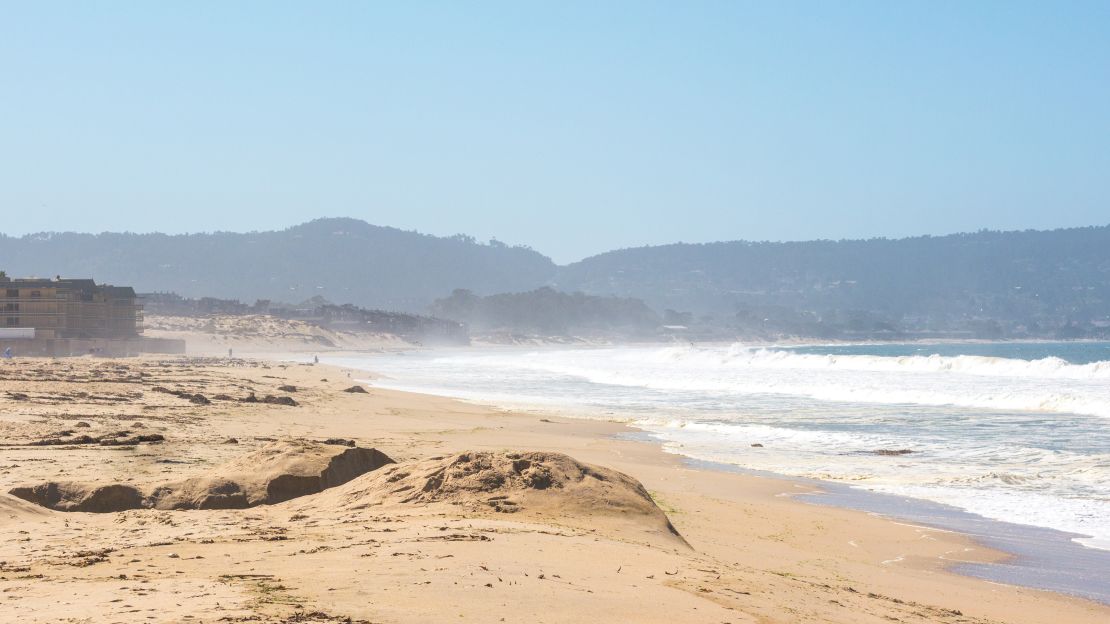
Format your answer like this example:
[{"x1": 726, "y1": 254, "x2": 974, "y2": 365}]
[
  {"x1": 149, "y1": 440, "x2": 394, "y2": 510},
  {"x1": 308, "y1": 451, "x2": 686, "y2": 544},
  {"x1": 8, "y1": 482, "x2": 144, "y2": 513},
  {"x1": 9, "y1": 440, "x2": 394, "y2": 512}
]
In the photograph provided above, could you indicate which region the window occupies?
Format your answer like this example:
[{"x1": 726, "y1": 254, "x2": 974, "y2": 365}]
[
  {"x1": 3, "y1": 303, "x2": 17, "y2": 312},
  {"x1": 30, "y1": 290, "x2": 41, "y2": 298},
  {"x1": 5, "y1": 289, "x2": 17, "y2": 298},
  {"x1": 5, "y1": 317, "x2": 17, "y2": 327}
]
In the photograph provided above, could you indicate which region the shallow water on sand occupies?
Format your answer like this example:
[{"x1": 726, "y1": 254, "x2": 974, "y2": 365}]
[{"x1": 684, "y1": 457, "x2": 1110, "y2": 605}]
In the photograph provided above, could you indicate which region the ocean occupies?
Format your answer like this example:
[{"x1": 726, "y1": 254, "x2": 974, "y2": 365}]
[{"x1": 324, "y1": 341, "x2": 1110, "y2": 600}]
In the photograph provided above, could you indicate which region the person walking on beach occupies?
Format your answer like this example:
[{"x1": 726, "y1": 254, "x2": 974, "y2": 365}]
[{"x1": 228, "y1": 348, "x2": 233, "y2": 359}]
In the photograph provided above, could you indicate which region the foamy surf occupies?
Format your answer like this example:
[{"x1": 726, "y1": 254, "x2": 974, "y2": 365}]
[
  {"x1": 480, "y1": 344, "x2": 1110, "y2": 418},
  {"x1": 330, "y1": 341, "x2": 1110, "y2": 552},
  {"x1": 654, "y1": 344, "x2": 1110, "y2": 380}
]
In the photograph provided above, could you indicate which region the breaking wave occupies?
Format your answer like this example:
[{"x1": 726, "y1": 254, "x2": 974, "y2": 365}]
[
  {"x1": 485, "y1": 344, "x2": 1110, "y2": 418},
  {"x1": 647, "y1": 344, "x2": 1110, "y2": 380}
]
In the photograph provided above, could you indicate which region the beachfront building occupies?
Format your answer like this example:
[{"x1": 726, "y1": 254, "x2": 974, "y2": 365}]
[{"x1": 1, "y1": 276, "x2": 143, "y2": 340}]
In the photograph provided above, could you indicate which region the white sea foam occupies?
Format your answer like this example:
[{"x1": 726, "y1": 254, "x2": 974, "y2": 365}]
[
  {"x1": 650, "y1": 344, "x2": 1110, "y2": 380},
  {"x1": 640, "y1": 420, "x2": 1110, "y2": 549},
  {"x1": 451, "y1": 345, "x2": 1110, "y2": 418}
]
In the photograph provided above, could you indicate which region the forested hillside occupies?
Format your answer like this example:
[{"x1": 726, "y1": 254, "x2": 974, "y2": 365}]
[
  {"x1": 0, "y1": 218, "x2": 555, "y2": 312},
  {"x1": 554, "y1": 226, "x2": 1110, "y2": 336}
]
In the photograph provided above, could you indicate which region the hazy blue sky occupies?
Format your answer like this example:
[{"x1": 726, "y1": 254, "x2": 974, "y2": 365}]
[{"x1": 2, "y1": 2, "x2": 1108, "y2": 263}]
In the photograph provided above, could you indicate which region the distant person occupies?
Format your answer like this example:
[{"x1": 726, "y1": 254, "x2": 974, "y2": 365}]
[
  {"x1": 314, "y1": 355, "x2": 319, "y2": 364},
  {"x1": 2, "y1": 347, "x2": 12, "y2": 359},
  {"x1": 228, "y1": 348, "x2": 233, "y2": 359}
]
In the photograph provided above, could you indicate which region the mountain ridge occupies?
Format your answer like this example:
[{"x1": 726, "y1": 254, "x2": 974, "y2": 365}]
[{"x1": 3, "y1": 218, "x2": 1109, "y2": 336}]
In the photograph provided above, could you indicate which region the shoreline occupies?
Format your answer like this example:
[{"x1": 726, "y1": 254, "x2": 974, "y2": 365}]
[
  {"x1": 359, "y1": 379, "x2": 1110, "y2": 607},
  {"x1": 326, "y1": 351, "x2": 1110, "y2": 607},
  {"x1": 684, "y1": 456, "x2": 1110, "y2": 605},
  {"x1": 2, "y1": 354, "x2": 1107, "y2": 622}
]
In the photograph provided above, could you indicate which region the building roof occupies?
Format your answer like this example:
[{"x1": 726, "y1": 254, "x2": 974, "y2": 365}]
[{"x1": 0, "y1": 277, "x2": 134, "y2": 297}]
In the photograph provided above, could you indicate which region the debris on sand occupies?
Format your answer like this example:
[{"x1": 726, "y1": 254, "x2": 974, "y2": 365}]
[
  {"x1": 25, "y1": 432, "x2": 164, "y2": 447},
  {"x1": 260, "y1": 395, "x2": 298, "y2": 406},
  {"x1": 238, "y1": 393, "x2": 297, "y2": 406},
  {"x1": 27, "y1": 435, "x2": 97, "y2": 446},
  {"x1": 343, "y1": 385, "x2": 368, "y2": 394},
  {"x1": 151, "y1": 386, "x2": 210, "y2": 405},
  {"x1": 98, "y1": 434, "x2": 165, "y2": 446}
]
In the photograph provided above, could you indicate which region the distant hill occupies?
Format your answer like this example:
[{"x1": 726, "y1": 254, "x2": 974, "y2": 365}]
[
  {"x1": 553, "y1": 226, "x2": 1110, "y2": 337},
  {"x1": 3, "y1": 219, "x2": 1109, "y2": 338},
  {"x1": 0, "y1": 218, "x2": 555, "y2": 312}
]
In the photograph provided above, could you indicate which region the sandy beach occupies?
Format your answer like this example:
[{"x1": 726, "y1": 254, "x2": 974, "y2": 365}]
[{"x1": 1, "y1": 354, "x2": 1107, "y2": 623}]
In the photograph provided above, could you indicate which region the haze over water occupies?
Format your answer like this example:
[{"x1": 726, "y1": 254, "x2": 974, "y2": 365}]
[{"x1": 334, "y1": 341, "x2": 1110, "y2": 551}]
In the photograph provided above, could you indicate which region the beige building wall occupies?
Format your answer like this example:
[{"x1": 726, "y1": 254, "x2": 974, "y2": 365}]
[{"x1": 1, "y1": 280, "x2": 141, "y2": 340}]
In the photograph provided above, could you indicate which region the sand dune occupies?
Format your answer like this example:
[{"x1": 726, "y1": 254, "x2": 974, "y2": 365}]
[{"x1": 143, "y1": 313, "x2": 411, "y2": 355}]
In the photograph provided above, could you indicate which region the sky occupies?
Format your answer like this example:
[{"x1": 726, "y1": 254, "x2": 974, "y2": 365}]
[{"x1": 1, "y1": 2, "x2": 1108, "y2": 264}]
